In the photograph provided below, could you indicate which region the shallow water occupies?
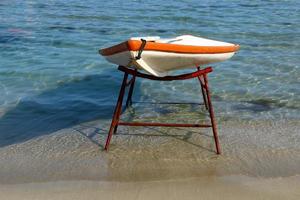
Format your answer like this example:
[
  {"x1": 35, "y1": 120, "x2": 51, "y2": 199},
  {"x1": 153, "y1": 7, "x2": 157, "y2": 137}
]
[
  {"x1": 0, "y1": 119, "x2": 299, "y2": 184},
  {"x1": 0, "y1": 1, "x2": 299, "y2": 146}
]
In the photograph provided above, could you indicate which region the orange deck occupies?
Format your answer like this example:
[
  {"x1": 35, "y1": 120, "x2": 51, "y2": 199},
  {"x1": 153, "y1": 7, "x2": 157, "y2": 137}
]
[{"x1": 100, "y1": 40, "x2": 240, "y2": 56}]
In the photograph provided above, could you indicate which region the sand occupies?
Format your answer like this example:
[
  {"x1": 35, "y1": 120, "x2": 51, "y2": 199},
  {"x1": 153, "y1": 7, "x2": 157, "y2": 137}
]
[
  {"x1": 1, "y1": 175, "x2": 300, "y2": 200},
  {"x1": 0, "y1": 119, "x2": 299, "y2": 199}
]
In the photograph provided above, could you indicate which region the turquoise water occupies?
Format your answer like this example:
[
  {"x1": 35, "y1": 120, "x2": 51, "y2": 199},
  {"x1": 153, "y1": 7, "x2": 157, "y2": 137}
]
[{"x1": 0, "y1": 1, "x2": 299, "y2": 146}]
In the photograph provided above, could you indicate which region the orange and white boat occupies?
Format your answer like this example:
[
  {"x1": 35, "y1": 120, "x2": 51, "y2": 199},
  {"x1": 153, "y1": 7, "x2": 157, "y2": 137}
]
[{"x1": 100, "y1": 35, "x2": 239, "y2": 77}]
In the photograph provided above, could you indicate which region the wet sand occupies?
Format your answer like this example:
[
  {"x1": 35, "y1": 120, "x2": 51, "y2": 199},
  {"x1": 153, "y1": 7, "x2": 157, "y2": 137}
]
[
  {"x1": 0, "y1": 119, "x2": 299, "y2": 199},
  {"x1": 1, "y1": 175, "x2": 300, "y2": 200}
]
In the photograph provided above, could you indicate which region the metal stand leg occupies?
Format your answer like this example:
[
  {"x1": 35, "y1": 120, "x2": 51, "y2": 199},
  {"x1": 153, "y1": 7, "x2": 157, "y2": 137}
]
[
  {"x1": 104, "y1": 72, "x2": 128, "y2": 151},
  {"x1": 203, "y1": 74, "x2": 221, "y2": 154},
  {"x1": 126, "y1": 71, "x2": 136, "y2": 107},
  {"x1": 197, "y1": 70, "x2": 208, "y2": 110}
]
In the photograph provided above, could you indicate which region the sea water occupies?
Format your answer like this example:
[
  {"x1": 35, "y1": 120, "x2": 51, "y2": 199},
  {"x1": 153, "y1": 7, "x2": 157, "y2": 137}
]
[{"x1": 0, "y1": 0, "x2": 299, "y2": 147}]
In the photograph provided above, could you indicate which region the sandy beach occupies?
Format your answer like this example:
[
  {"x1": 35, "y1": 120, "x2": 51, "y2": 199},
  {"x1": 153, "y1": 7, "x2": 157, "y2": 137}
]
[
  {"x1": 1, "y1": 0, "x2": 299, "y2": 199},
  {"x1": 0, "y1": 119, "x2": 299, "y2": 199}
]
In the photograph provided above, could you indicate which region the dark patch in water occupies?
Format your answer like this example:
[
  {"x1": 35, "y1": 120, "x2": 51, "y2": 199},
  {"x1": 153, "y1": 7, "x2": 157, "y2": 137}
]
[
  {"x1": 246, "y1": 99, "x2": 290, "y2": 109},
  {"x1": 153, "y1": 106, "x2": 174, "y2": 115},
  {"x1": 234, "y1": 103, "x2": 272, "y2": 113},
  {"x1": 0, "y1": 34, "x2": 20, "y2": 44},
  {"x1": 239, "y1": 4, "x2": 259, "y2": 8},
  {"x1": 247, "y1": 99, "x2": 278, "y2": 106},
  {"x1": 211, "y1": 94, "x2": 223, "y2": 101},
  {"x1": 156, "y1": 29, "x2": 167, "y2": 33},
  {"x1": 96, "y1": 29, "x2": 110, "y2": 34},
  {"x1": 234, "y1": 98, "x2": 292, "y2": 113},
  {"x1": 281, "y1": 22, "x2": 292, "y2": 26},
  {"x1": 34, "y1": 3, "x2": 48, "y2": 9},
  {"x1": 48, "y1": 26, "x2": 76, "y2": 32}
]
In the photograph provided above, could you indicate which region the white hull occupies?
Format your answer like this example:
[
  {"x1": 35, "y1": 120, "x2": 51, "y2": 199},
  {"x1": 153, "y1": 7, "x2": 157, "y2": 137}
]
[{"x1": 104, "y1": 50, "x2": 235, "y2": 77}]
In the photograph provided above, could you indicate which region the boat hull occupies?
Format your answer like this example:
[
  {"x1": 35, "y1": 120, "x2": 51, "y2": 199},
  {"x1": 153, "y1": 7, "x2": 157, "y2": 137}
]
[
  {"x1": 100, "y1": 35, "x2": 239, "y2": 77},
  {"x1": 104, "y1": 50, "x2": 236, "y2": 76}
]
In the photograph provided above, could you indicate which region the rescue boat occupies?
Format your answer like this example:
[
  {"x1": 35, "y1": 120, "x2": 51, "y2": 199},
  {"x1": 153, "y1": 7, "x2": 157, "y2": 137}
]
[{"x1": 100, "y1": 35, "x2": 239, "y2": 77}]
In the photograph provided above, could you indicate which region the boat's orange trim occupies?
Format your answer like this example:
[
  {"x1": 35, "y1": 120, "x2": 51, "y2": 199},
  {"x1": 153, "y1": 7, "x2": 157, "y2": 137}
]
[
  {"x1": 100, "y1": 41, "x2": 129, "y2": 57},
  {"x1": 100, "y1": 40, "x2": 240, "y2": 56}
]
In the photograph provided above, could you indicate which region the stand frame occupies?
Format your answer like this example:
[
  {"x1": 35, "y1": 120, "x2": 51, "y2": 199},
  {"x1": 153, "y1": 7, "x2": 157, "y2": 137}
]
[{"x1": 104, "y1": 65, "x2": 221, "y2": 154}]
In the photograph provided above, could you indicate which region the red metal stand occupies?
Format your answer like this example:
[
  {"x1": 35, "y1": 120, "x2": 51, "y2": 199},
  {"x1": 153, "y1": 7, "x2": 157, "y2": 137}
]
[{"x1": 104, "y1": 65, "x2": 221, "y2": 154}]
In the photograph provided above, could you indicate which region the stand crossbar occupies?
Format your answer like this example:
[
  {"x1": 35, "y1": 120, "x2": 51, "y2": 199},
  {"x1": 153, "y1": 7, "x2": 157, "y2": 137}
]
[{"x1": 118, "y1": 122, "x2": 212, "y2": 128}]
